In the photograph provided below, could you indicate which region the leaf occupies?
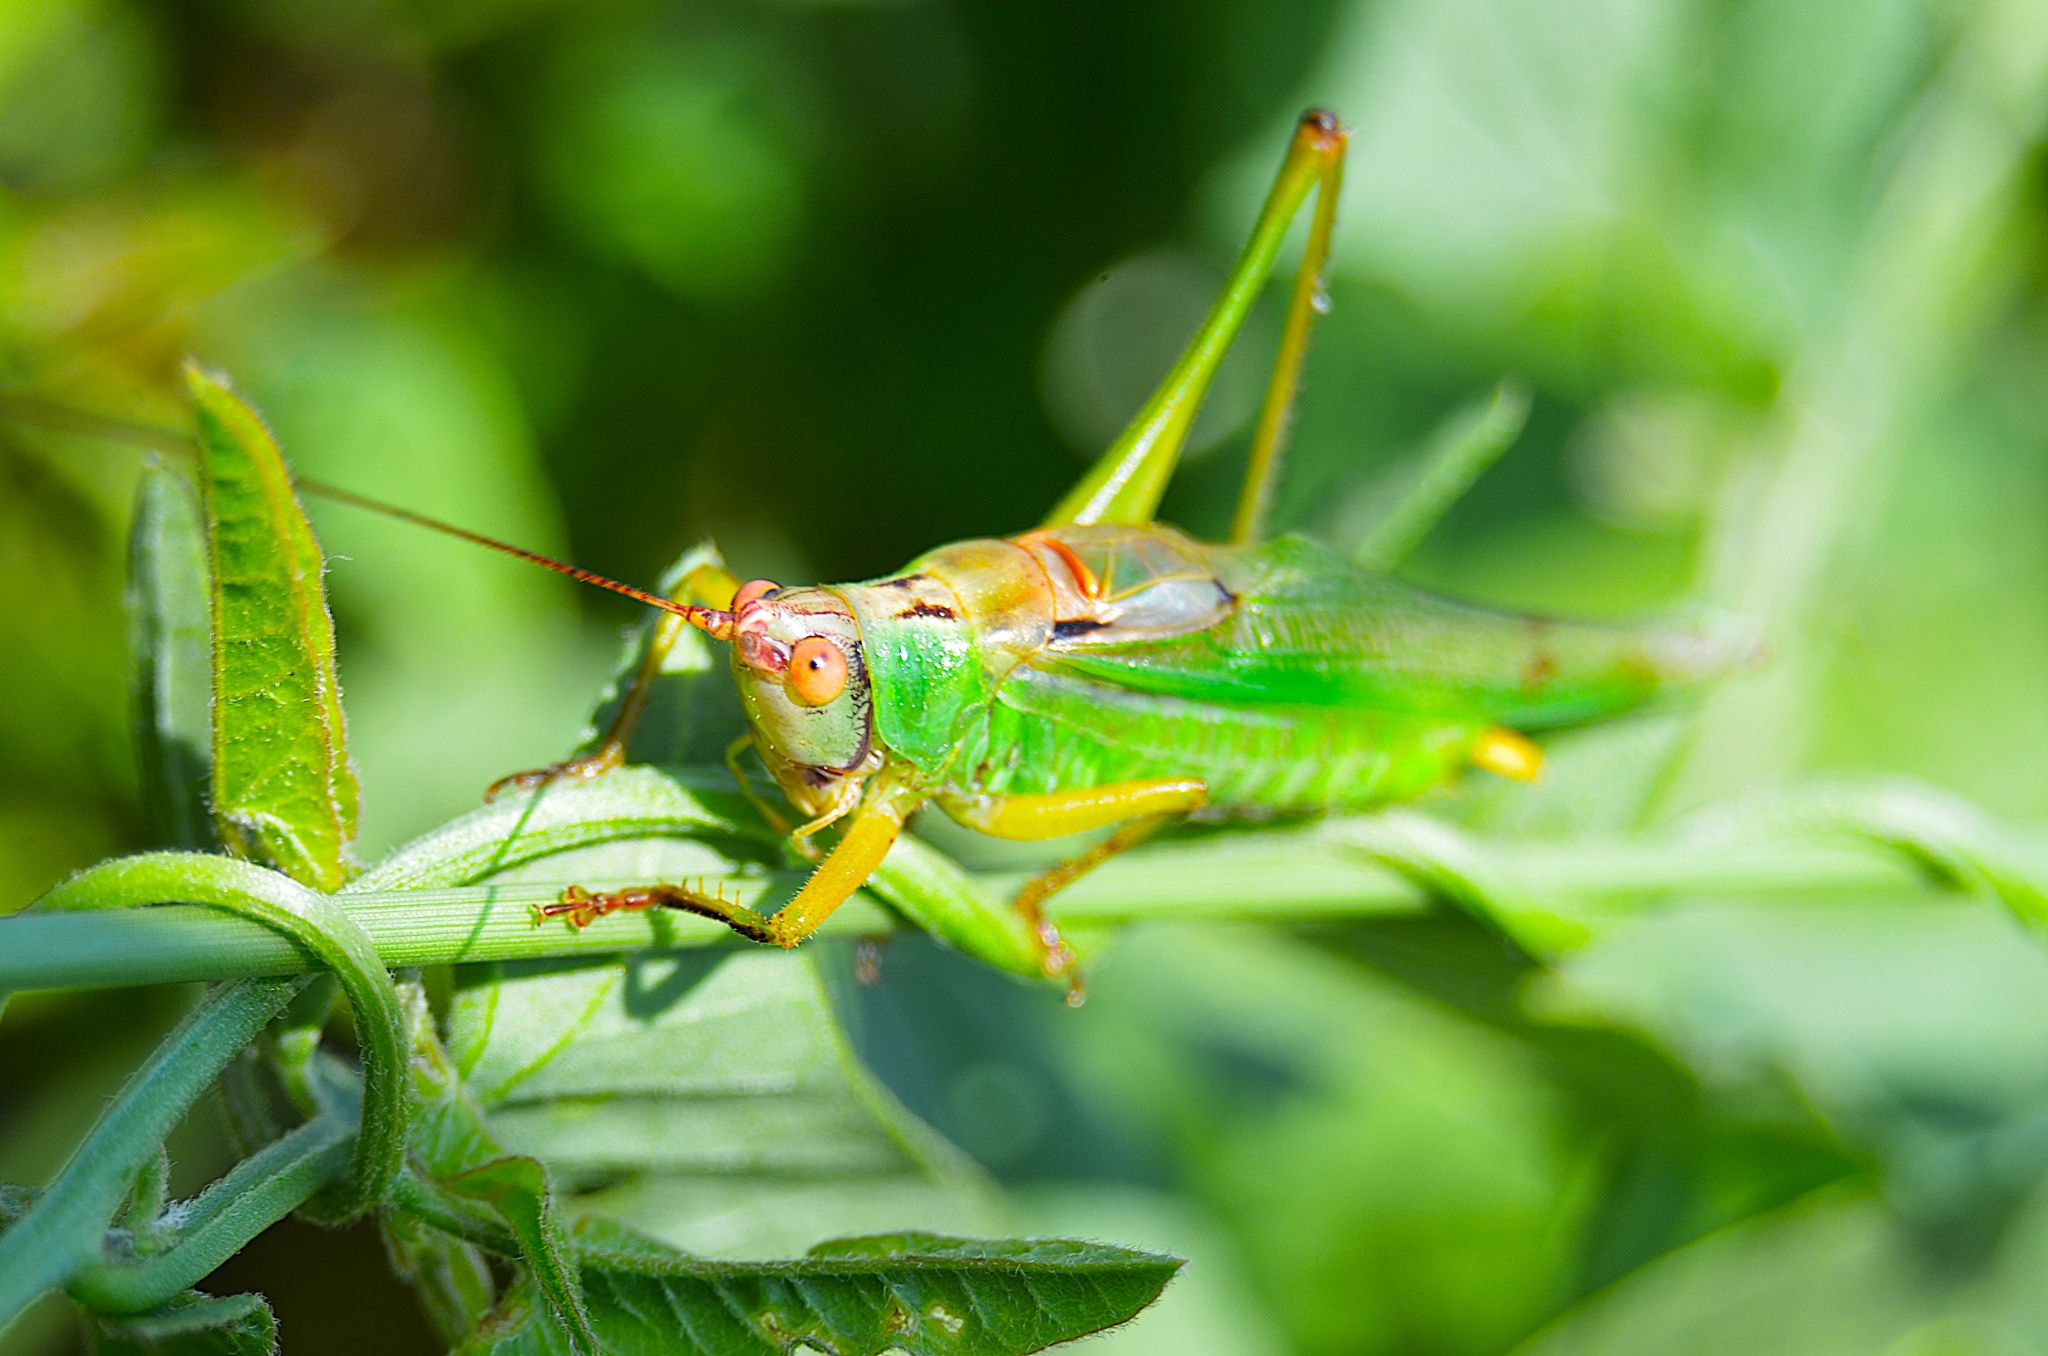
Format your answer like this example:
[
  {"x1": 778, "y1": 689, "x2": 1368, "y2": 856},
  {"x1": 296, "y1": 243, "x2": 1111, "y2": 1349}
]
[
  {"x1": 87, "y1": 1291, "x2": 279, "y2": 1356},
  {"x1": 126, "y1": 464, "x2": 215, "y2": 851},
  {"x1": 446, "y1": 947, "x2": 999, "y2": 1257},
  {"x1": 439, "y1": 1157, "x2": 600, "y2": 1356},
  {"x1": 397, "y1": 977, "x2": 598, "y2": 1347},
  {"x1": 465, "y1": 1222, "x2": 1179, "y2": 1356},
  {"x1": 409, "y1": 954, "x2": 1169, "y2": 1355},
  {"x1": 403, "y1": 963, "x2": 1166, "y2": 1354},
  {"x1": 380, "y1": 1210, "x2": 497, "y2": 1348},
  {"x1": 187, "y1": 363, "x2": 360, "y2": 891}
]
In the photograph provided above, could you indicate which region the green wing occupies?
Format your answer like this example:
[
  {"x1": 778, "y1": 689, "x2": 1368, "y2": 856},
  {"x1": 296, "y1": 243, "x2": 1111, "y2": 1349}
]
[{"x1": 1034, "y1": 534, "x2": 1735, "y2": 730}]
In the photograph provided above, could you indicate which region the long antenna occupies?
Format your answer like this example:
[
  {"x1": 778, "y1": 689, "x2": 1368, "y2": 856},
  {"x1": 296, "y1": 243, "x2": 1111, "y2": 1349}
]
[
  {"x1": 293, "y1": 477, "x2": 734, "y2": 639},
  {"x1": 0, "y1": 392, "x2": 733, "y2": 639}
]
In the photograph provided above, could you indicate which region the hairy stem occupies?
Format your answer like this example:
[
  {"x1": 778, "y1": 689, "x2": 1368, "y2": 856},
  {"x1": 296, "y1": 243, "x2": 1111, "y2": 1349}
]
[
  {"x1": 69, "y1": 1111, "x2": 354, "y2": 1314},
  {"x1": 24, "y1": 853, "x2": 408, "y2": 1222},
  {"x1": 0, "y1": 979, "x2": 303, "y2": 1326}
]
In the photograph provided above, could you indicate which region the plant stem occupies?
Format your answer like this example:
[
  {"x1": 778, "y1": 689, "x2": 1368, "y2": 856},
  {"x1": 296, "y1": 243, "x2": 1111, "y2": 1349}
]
[
  {"x1": 6, "y1": 832, "x2": 2046, "y2": 994},
  {"x1": 0, "y1": 979, "x2": 302, "y2": 1326},
  {"x1": 25, "y1": 853, "x2": 409, "y2": 1222},
  {"x1": 69, "y1": 1112, "x2": 353, "y2": 1314}
]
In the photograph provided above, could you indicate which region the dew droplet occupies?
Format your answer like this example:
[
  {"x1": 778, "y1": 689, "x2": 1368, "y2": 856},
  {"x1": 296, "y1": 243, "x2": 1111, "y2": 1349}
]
[{"x1": 1310, "y1": 288, "x2": 1333, "y2": 315}]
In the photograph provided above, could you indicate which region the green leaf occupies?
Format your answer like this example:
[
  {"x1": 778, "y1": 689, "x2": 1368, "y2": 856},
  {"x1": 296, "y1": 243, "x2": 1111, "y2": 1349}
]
[
  {"x1": 186, "y1": 363, "x2": 360, "y2": 891},
  {"x1": 88, "y1": 1291, "x2": 279, "y2": 1356},
  {"x1": 394, "y1": 976, "x2": 597, "y2": 1347},
  {"x1": 466, "y1": 1223, "x2": 1179, "y2": 1356},
  {"x1": 439, "y1": 1157, "x2": 599, "y2": 1356},
  {"x1": 447, "y1": 947, "x2": 999, "y2": 1256},
  {"x1": 126, "y1": 464, "x2": 215, "y2": 851},
  {"x1": 380, "y1": 1210, "x2": 497, "y2": 1348}
]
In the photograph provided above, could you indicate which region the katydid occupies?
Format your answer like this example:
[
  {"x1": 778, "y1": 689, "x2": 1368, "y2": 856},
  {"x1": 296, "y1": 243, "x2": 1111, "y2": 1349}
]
[{"x1": 303, "y1": 110, "x2": 1733, "y2": 989}]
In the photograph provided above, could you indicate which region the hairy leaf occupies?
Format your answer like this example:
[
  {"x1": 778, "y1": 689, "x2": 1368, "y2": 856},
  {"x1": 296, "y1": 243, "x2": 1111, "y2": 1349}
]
[
  {"x1": 127, "y1": 465, "x2": 215, "y2": 851},
  {"x1": 88, "y1": 1291, "x2": 279, "y2": 1356},
  {"x1": 399, "y1": 977, "x2": 597, "y2": 1347},
  {"x1": 465, "y1": 1223, "x2": 1178, "y2": 1356},
  {"x1": 440, "y1": 1157, "x2": 599, "y2": 1356},
  {"x1": 381, "y1": 1210, "x2": 497, "y2": 1348},
  {"x1": 187, "y1": 364, "x2": 359, "y2": 891},
  {"x1": 447, "y1": 946, "x2": 998, "y2": 1256}
]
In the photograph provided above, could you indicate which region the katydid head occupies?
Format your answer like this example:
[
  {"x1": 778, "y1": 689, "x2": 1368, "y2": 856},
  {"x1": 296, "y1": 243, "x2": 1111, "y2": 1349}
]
[
  {"x1": 287, "y1": 477, "x2": 880, "y2": 816},
  {"x1": 726, "y1": 582, "x2": 877, "y2": 814}
]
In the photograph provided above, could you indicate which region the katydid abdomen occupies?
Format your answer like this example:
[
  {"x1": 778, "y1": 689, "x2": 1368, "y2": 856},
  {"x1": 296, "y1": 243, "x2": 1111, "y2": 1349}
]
[{"x1": 843, "y1": 524, "x2": 1732, "y2": 820}]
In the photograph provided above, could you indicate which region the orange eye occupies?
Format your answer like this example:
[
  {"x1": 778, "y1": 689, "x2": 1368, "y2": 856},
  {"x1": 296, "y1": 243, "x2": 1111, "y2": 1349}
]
[
  {"x1": 787, "y1": 636, "x2": 848, "y2": 706},
  {"x1": 732, "y1": 578, "x2": 779, "y2": 611}
]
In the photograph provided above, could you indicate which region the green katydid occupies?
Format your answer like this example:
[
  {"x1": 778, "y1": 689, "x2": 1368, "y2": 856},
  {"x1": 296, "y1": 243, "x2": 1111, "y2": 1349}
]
[{"x1": 295, "y1": 110, "x2": 1732, "y2": 991}]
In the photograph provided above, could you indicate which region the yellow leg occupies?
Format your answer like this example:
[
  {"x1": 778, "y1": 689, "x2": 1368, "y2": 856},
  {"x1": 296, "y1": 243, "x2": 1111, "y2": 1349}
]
[
  {"x1": 944, "y1": 777, "x2": 1208, "y2": 840},
  {"x1": 763, "y1": 780, "x2": 922, "y2": 946},
  {"x1": 488, "y1": 561, "x2": 739, "y2": 801},
  {"x1": 942, "y1": 778, "x2": 1208, "y2": 986},
  {"x1": 1471, "y1": 726, "x2": 1544, "y2": 782}
]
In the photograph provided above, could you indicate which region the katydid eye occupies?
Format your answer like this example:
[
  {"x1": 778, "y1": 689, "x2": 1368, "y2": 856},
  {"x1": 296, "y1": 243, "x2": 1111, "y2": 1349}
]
[
  {"x1": 733, "y1": 578, "x2": 779, "y2": 611},
  {"x1": 787, "y1": 636, "x2": 848, "y2": 706}
]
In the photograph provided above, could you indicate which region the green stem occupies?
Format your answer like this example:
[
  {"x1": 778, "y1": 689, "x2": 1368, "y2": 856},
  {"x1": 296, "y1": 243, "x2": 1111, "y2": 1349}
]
[
  {"x1": 5, "y1": 830, "x2": 2047, "y2": 994},
  {"x1": 29, "y1": 853, "x2": 408, "y2": 1222},
  {"x1": 388, "y1": 1171, "x2": 523, "y2": 1257},
  {"x1": 0, "y1": 978, "x2": 302, "y2": 1327},
  {"x1": 69, "y1": 1112, "x2": 353, "y2": 1314}
]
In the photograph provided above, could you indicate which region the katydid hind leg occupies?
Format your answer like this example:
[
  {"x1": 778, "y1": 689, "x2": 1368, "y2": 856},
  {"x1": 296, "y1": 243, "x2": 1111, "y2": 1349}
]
[
  {"x1": 942, "y1": 777, "x2": 1209, "y2": 994},
  {"x1": 1230, "y1": 112, "x2": 1346, "y2": 544},
  {"x1": 1012, "y1": 812, "x2": 1180, "y2": 1001},
  {"x1": 1043, "y1": 109, "x2": 1348, "y2": 533}
]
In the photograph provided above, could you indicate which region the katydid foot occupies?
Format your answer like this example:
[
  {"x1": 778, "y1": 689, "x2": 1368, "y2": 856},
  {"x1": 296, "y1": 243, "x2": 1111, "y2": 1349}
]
[
  {"x1": 534, "y1": 881, "x2": 778, "y2": 944},
  {"x1": 486, "y1": 743, "x2": 626, "y2": 801}
]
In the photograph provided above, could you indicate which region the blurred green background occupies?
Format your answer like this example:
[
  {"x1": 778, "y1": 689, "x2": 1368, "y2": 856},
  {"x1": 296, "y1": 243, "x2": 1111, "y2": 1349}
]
[{"x1": 6, "y1": 0, "x2": 2048, "y2": 1352}]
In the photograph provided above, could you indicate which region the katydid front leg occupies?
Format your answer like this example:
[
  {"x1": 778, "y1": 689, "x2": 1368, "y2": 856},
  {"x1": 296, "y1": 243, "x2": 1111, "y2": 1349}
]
[
  {"x1": 487, "y1": 559, "x2": 742, "y2": 799},
  {"x1": 537, "y1": 768, "x2": 925, "y2": 947}
]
